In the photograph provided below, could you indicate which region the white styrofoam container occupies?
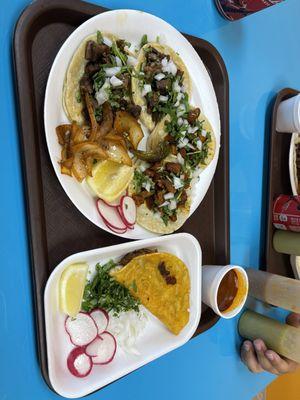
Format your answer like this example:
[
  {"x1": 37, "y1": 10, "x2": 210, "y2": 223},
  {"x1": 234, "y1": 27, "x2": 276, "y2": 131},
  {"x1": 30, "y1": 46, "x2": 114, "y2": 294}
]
[{"x1": 44, "y1": 233, "x2": 202, "y2": 398}]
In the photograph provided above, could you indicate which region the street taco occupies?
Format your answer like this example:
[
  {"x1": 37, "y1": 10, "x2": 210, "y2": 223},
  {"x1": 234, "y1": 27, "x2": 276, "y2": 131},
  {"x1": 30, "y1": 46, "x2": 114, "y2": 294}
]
[
  {"x1": 147, "y1": 107, "x2": 216, "y2": 170},
  {"x1": 129, "y1": 156, "x2": 192, "y2": 234},
  {"x1": 132, "y1": 42, "x2": 192, "y2": 131},
  {"x1": 63, "y1": 31, "x2": 141, "y2": 126}
]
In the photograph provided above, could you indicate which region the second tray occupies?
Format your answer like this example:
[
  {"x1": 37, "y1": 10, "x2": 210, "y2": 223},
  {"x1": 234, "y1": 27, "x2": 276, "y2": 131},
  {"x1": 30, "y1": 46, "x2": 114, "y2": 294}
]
[{"x1": 265, "y1": 88, "x2": 299, "y2": 277}]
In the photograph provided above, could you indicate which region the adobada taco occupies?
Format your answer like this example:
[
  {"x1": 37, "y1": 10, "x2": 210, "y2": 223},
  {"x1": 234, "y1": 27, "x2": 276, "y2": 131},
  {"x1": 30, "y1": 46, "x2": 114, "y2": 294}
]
[
  {"x1": 147, "y1": 107, "x2": 216, "y2": 171},
  {"x1": 132, "y1": 42, "x2": 192, "y2": 132},
  {"x1": 129, "y1": 155, "x2": 191, "y2": 234},
  {"x1": 63, "y1": 32, "x2": 141, "y2": 126}
]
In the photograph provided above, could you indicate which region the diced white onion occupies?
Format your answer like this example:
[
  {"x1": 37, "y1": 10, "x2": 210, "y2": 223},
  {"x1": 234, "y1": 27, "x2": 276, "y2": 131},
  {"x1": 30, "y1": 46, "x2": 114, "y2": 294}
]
[
  {"x1": 177, "y1": 117, "x2": 183, "y2": 126},
  {"x1": 161, "y1": 57, "x2": 168, "y2": 67},
  {"x1": 169, "y1": 199, "x2": 177, "y2": 210},
  {"x1": 177, "y1": 152, "x2": 185, "y2": 165},
  {"x1": 154, "y1": 73, "x2": 165, "y2": 81},
  {"x1": 142, "y1": 84, "x2": 152, "y2": 97},
  {"x1": 103, "y1": 37, "x2": 112, "y2": 47},
  {"x1": 162, "y1": 59, "x2": 177, "y2": 76},
  {"x1": 202, "y1": 129, "x2": 207, "y2": 137},
  {"x1": 164, "y1": 192, "x2": 174, "y2": 200},
  {"x1": 176, "y1": 103, "x2": 186, "y2": 117},
  {"x1": 174, "y1": 92, "x2": 184, "y2": 107},
  {"x1": 108, "y1": 309, "x2": 148, "y2": 355},
  {"x1": 159, "y1": 201, "x2": 170, "y2": 208},
  {"x1": 127, "y1": 55, "x2": 137, "y2": 67},
  {"x1": 110, "y1": 75, "x2": 123, "y2": 87},
  {"x1": 159, "y1": 95, "x2": 168, "y2": 103},
  {"x1": 177, "y1": 138, "x2": 189, "y2": 148},
  {"x1": 95, "y1": 79, "x2": 110, "y2": 105},
  {"x1": 142, "y1": 181, "x2": 152, "y2": 192},
  {"x1": 173, "y1": 80, "x2": 181, "y2": 93},
  {"x1": 186, "y1": 143, "x2": 195, "y2": 150},
  {"x1": 104, "y1": 66, "x2": 121, "y2": 77},
  {"x1": 139, "y1": 161, "x2": 150, "y2": 172},
  {"x1": 188, "y1": 125, "x2": 199, "y2": 134},
  {"x1": 196, "y1": 140, "x2": 203, "y2": 150},
  {"x1": 180, "y1": 174, "x2": 185, "y2": 180},
  {"x1": 173, "y1": 176, "x2": 184, "y2": 189},
  {"x1": 115, "y1": 56, "x2": 122, "y2": 66}
]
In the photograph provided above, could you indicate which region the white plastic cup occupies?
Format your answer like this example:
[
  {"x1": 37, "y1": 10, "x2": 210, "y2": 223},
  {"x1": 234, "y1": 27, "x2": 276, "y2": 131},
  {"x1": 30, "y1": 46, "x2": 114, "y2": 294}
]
[
  {"x1": 202, "y1": 265, "x2": 249, "y2": 319},
  {"x1": 276, "y1": 94, "x2": 300, "y2": 133}
]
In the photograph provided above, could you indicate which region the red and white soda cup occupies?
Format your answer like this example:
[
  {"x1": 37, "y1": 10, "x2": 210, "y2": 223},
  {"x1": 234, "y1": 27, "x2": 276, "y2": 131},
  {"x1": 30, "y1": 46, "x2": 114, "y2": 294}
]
[
  {"x1": 273, "y1": 195, "x2": 300, "y2": 232},
  {"x1": 215, "y1": 0, "x2": 285, "y2": 21}
]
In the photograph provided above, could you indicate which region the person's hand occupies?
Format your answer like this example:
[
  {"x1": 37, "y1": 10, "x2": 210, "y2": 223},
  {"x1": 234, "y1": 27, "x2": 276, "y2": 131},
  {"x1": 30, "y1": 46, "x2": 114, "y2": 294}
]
[{"x1": 241, "y1": 313, "x2": 300, "y2": 374}]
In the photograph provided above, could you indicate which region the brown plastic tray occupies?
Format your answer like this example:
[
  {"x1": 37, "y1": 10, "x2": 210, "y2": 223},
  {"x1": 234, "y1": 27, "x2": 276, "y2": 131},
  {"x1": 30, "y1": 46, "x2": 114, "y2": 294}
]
[
  {"x1": 265, "y1": 88, "x2": 299, "y2": 277},
  {"x1": 13, "y1": 0, "x2": 229, "y2": 391}
]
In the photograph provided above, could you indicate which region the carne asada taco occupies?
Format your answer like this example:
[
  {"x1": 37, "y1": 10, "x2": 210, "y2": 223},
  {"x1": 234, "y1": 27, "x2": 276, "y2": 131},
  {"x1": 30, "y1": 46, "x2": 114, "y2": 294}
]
[
  {"x1": 147, "y1": 106, "x2": 216, "y2": 170},
  {"x1": 132, "y1": 42, "x2": 192, "y2": 132},
  {"x1": 63, "y1": 31, "x2": 141, "y2": 126},
  {"x1": 129, "y1": 156, "x2": 192, "y2": 234}
]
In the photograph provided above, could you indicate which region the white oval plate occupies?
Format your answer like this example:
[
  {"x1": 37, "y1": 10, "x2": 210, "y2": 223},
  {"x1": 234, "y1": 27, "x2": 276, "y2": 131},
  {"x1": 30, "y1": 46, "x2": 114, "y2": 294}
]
[
  {"x1": 44, "y1": 10, "x2": 221, "y2": 239},
  {"x1": 44, "y1": 233, "x2": 201, "y2": 398}
]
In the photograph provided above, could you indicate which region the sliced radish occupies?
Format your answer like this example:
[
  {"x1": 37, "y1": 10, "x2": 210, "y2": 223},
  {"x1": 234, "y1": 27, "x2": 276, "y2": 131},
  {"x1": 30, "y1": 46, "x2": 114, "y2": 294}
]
[
  {"x1": 100, "y1": 197, "x2": 121, "y2": 208},
  {"x1": 65, "y1": 312, "x2": 97, "y2": 347},
  {"x1": 67, "y1": 347, "x2": 93, "y2": 378},
  {"x1": 117, "y1": 206, "x2": 134, "y2": 230},
  {"x1": 86, "y1": 332, "x2": 117, "y2": 365},
  {"x1": 119, "y1": 196, "x2": 136, "y2": 227},
  {"x1": 104, "y1": 222, "x2": 127, "y2": 234},
  {"x1": 89, "y1": 308, "x2": 109, "y2": 335},
  {"x1": 97, "y1": 199, "x2": 127, "y2": 231}
]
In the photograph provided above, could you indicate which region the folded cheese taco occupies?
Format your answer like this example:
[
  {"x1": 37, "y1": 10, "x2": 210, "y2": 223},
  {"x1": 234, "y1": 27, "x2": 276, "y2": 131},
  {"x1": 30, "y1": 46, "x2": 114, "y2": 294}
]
[
  {"x1": 112, "y1": 252, "x2": 190, "y2": 335},
  {"x1": 132, "y1": 42, "x2": 192, "y2": 132}
]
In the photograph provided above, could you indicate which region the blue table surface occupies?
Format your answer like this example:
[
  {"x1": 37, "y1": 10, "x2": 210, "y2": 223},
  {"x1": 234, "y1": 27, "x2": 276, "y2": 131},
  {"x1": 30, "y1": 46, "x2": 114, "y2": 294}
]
[{"x1": 0, "y1": 0, "x2": 298, "y2": 399}]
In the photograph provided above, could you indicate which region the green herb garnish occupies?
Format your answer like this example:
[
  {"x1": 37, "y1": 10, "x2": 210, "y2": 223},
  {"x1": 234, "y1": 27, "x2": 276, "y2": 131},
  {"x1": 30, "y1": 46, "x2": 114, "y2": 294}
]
[
  {"x1": 82, "y1": 260, "x2": 140, "y2": 316},
  {"x1": 111, "y1": 41, "x2": 127, "y2": 65},
  {"x1": 140, "y1": 34, "x2": 148, "y2": 48},
  {"x1": 97, "y1": 30, "x2": 103, "y2": 44}
]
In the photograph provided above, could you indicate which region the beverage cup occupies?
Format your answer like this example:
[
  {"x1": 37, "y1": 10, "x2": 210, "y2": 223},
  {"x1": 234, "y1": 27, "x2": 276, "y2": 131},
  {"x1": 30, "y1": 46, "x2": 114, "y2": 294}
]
[
  {"x1": 276, "y1": 94, "x2": 300, "y2": 133},
  {"x1": 202, "y1": 265, "x2": 249, "y2": 319}
]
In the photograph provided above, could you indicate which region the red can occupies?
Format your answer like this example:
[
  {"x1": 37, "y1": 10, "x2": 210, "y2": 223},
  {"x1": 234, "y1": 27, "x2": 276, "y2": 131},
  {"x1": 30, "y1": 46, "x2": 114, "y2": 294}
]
[
  {"x1": 215, "y1": 0, "x2": 285, "y2": 21},
  {"x1": 273, "y1": 195, "x2": 300, "y2": 232}
]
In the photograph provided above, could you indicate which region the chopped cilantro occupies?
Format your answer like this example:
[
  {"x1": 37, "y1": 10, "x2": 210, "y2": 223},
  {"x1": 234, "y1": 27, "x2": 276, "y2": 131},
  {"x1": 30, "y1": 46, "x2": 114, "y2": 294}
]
[
  {"x1": 97, "y1": 30, "x2": 103, "y2": 44},
  {"x1": 82, "y1": 260, "x2": 140, "y2": 316},
  {"x1": 140, "y1": 34, "x2": 148, "y2": 48}
]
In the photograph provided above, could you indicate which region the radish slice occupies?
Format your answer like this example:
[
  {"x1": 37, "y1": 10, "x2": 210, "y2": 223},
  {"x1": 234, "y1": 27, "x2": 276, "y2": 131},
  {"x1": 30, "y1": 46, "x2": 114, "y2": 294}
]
[
  {"x1": 97, "y1": 199, "x2": 127, "y2": 231},
  {"x1": 119, "y1": 196, "x2": 136, "y2": 226},
  {"x1": 103, "y1": 218, "x2": 128, "y2": 234},
  {"x1": 86, "y1": 332, "x2": 117, "y2": 364},
  {"x1": 89, "y1": 308, "x2": 109, "y2": 335},
  {"x1": 65, "y1": 312, "x2": 97, "y2": 347},
  {"x1": 117, "y1": 206, "x2": 134, "y2": 230},
  {"x1": 67, "y1": 347, "x2": 92, "y2": 378}
]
